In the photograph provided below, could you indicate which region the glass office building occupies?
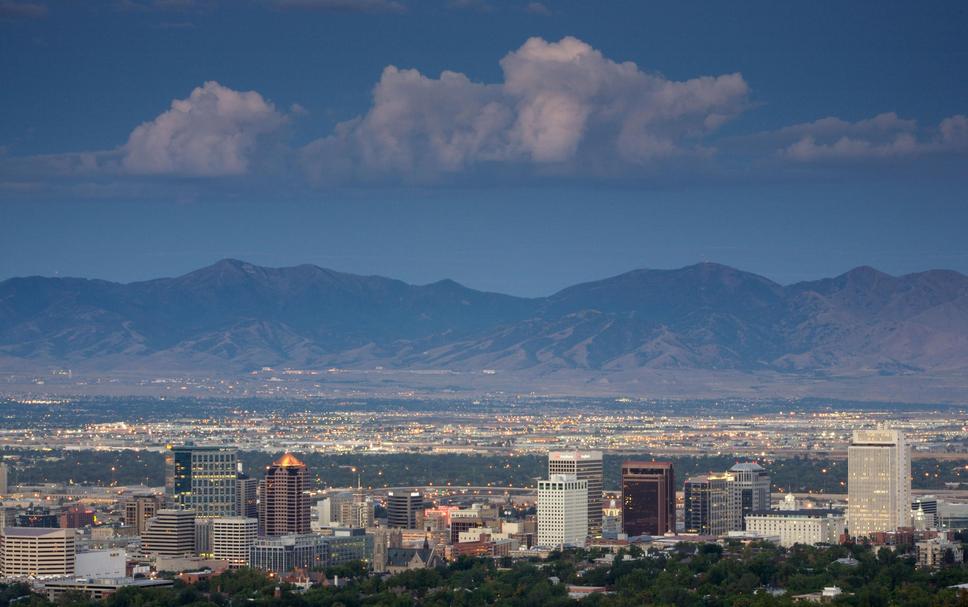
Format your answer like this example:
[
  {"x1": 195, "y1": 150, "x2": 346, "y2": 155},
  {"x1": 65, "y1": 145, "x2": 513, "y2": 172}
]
[{"x1": 166, "y1": 445, "x2": 238, "y2": 518}]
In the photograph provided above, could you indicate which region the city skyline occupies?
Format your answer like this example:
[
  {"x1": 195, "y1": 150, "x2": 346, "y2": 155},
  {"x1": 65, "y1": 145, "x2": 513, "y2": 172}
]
[
  {"x1": 2, "y1": 418, "x2": 962, "y2": 598},
  {"x1": 1, "y1": 1, "x2": 966, "y2": 601}
]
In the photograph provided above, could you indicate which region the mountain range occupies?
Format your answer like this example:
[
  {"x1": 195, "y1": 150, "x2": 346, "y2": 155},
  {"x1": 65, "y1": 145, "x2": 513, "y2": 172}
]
[{"x1": 3, "y1": 259, "x2": 968, "y2": 394}]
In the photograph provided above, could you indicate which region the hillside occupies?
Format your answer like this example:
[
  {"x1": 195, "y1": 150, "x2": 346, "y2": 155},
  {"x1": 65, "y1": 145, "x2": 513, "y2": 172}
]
[{"x1": 3, "y1": 260, "x2": 968, "y2": 395}]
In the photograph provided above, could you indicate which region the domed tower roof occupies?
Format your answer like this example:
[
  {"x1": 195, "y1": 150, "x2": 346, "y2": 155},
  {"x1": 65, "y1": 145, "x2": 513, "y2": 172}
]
[{"x1": 273, "y1": 453, "x2": 306, "y2": 468}]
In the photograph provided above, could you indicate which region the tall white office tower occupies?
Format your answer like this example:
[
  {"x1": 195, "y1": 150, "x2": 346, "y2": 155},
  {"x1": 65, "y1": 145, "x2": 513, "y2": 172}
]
[
  {"x1": 847, "y1": 428, "x2": 911, "y2": 537},
  {"x1": 548, "y1": 451, "x2": 603, "y2": 534},
  {"x1": 537, "y1": 474, "x2": 588, "y2": 548},
  {"x1": 211, "y1": 517, "x2": 258, "y2": 567}
]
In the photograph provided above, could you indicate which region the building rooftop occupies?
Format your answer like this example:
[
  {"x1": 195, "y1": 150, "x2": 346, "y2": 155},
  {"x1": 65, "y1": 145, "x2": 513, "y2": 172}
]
[
  {"x1": 2, "y1": 527, "x2": 72, "y2": 537},
  {"x1": 272, "y1": 453, "x2": 306, "y2": 468},
  {"x1": 729, "y1": 462, "x2": 765, "y2": 472},
  {"x1": 748, "y1": 509, "x2": 844, "y2": 518},
  {"x1": 43, "y1": 578, "x2": 174, "y2": 589},
  {"x1": 622, "y1": 461, "x2": 673, "y2": 469},
  {"x1": 548, "y1": 451, "x2": 603, "y2": 460},
  {"x1": 168, "y1": 444, "x2": 235, "y2": 452}
]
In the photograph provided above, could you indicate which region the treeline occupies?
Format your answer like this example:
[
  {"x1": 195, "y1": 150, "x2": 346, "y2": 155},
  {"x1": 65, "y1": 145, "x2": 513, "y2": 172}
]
[
  {"x1": 3, "y1": 543, "x2": 968, "y2": 607},
  {"x1": 2, "y1": 448, "x2": 965, "y2": 492}
]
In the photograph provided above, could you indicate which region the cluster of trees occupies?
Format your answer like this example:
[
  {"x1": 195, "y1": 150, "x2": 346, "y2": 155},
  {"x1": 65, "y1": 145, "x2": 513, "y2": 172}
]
[
  {"x1": 3, "y1": 543, "x2": 967, "y2": 607},
  {"x1": 4, "y1": 448, "x2": 965, "y2": 492}
]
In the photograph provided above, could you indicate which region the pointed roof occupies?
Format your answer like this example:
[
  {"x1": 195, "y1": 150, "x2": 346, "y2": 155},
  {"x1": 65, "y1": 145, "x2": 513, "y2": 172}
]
[{"x1": 273, "y1": 453, "x2": 306, "y2": 468}]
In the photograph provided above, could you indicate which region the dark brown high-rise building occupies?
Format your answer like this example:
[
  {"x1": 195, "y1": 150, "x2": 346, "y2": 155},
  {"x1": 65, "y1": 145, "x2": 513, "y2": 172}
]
[
  {"x1": 621, "y1": 461, "x2": 675, "y2": 537},
  {"x1": 259, "y1": 453, "x2": 310, "y2": 537}
]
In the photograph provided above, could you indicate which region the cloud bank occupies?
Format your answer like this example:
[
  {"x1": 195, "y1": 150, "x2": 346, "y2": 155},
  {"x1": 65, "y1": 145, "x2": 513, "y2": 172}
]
[
  {"x1": 301, "y1": 36, "x2": 750, "y2": 181},
  {"x1": 1, "y1": 36, "x2": 966, "y2": 195},
  {"x1": 769, "y1": 112, "x2": 968, "y2": 162}
]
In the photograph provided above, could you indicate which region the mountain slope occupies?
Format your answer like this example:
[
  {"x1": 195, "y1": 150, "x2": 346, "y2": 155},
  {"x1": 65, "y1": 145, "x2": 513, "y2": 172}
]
[
  {"x1": 0, "y1": 259, "x2": 537, "y2": 369},
  {"x1": 2, "y1": 259, "x2": 968, "y2": 377}
]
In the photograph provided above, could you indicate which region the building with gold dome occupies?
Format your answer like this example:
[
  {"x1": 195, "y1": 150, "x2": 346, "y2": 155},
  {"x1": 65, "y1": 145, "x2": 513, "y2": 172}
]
[{"x1": 259, "y1": 453, "x2": 310, "y2": 537}]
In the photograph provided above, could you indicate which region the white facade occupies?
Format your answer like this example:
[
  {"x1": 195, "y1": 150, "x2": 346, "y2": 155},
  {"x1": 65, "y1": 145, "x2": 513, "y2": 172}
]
[
  {"x1": 0, "y1": 527, "x2": 76, "y2": 578},
  {"x1": 314, "y1": 494, "x2": 353, "y2": 530},
  {"x1": 847, "y1": 428, "x2": 911, "y2": 537},
  {"x1": 75, "y1": 549, "x2": 125, "y2": 578},
  {"x1": 313, "y1": 499, "x2": 333, "y2": 530},
  {"x1": 211, "y1": 517, "x2": 257, "y2": 567},
  {"x1": 548, "y1": 451, "x2": 603, "y2": 533},
  {"x1": 537, "y1": 474, "x2": 588, "y2": 548},
  {"x1": 744, "y1": 510, "x2": 845, "y2": 547}
]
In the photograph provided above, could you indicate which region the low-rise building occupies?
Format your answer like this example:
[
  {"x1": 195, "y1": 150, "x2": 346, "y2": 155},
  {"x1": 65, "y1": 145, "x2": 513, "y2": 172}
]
[
  {"x1": 385, "y1": 543, "x2": 441, "y2": 574},
  {"x1": 43, "y1": 577, "x2": 173, "y2": 601},
  {"x1": 75, "y1": 549, "x2": 125, "y2": 578},
  {"x1": 916, "y1": 535, "x2": 964, "y2": 568},
  {"x1": 59, "y1": 506, "x2": 96, "y2": 529},
  {"x1": 249, "y1": 530, "x2": 372, "y2": 574},
  {"x1": 250, "y1": 534, "x2": 323, "y2": 573},
  {"x1": 793, "y1": 587, "x2": 844, "y2": 603},
  {"x1": 744, "y1": 510, "x2": 845, "y2": 548},
  {"x1": 322, "y1": 528, "x2": 372, "y2": 567}
]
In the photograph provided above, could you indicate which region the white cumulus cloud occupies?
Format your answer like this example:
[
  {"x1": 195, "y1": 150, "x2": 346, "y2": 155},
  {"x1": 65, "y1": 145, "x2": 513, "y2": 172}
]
[
  {"x1": 773, "y1": 112, "x2": 968, "y2": 162},
  {"x1": 301, "y1": 36, "x2": 750, "y2": 182},
  {"x1": 122, "y1": 81, "x2": 288, "y2": 176}
]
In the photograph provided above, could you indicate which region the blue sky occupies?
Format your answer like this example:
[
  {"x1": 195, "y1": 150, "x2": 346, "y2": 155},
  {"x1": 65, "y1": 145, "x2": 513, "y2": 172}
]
[{"x1": 1, "y1": 0, "x2": 967, "y2": 295}]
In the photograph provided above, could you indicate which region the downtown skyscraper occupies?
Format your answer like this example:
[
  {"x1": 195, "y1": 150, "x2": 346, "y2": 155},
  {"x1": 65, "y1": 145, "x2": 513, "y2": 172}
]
[
  {"x1": 165, "y1": 445, "x2": 238, "y2": 518},
  {"x1": 386, "y1": 491, "x2": 423, "y2": 529},
  {"x1": 259, "y1": 453, "x2": 310, "y2": 537},
  {"x1": 621, "y1": 461, "x2": 675, "y2": 537},
  {"x1": 684, "y1": 463, "x2": 771, "y2": 534},
  {"x1": 548, "y1": 450, "x2": 603, "y2": 534},
  {"x1": 537, "y1": 474, "x2": 588, "y2": 548},
  {"x1": 683, "y1": 474, "x2": 731, "y2": 536},
  {"x1": 727, "y1": 462, "x2": 771, "y2": 530},
  {"x1": 847, "y1": 428, "x2": 911, "y2": 537}
]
